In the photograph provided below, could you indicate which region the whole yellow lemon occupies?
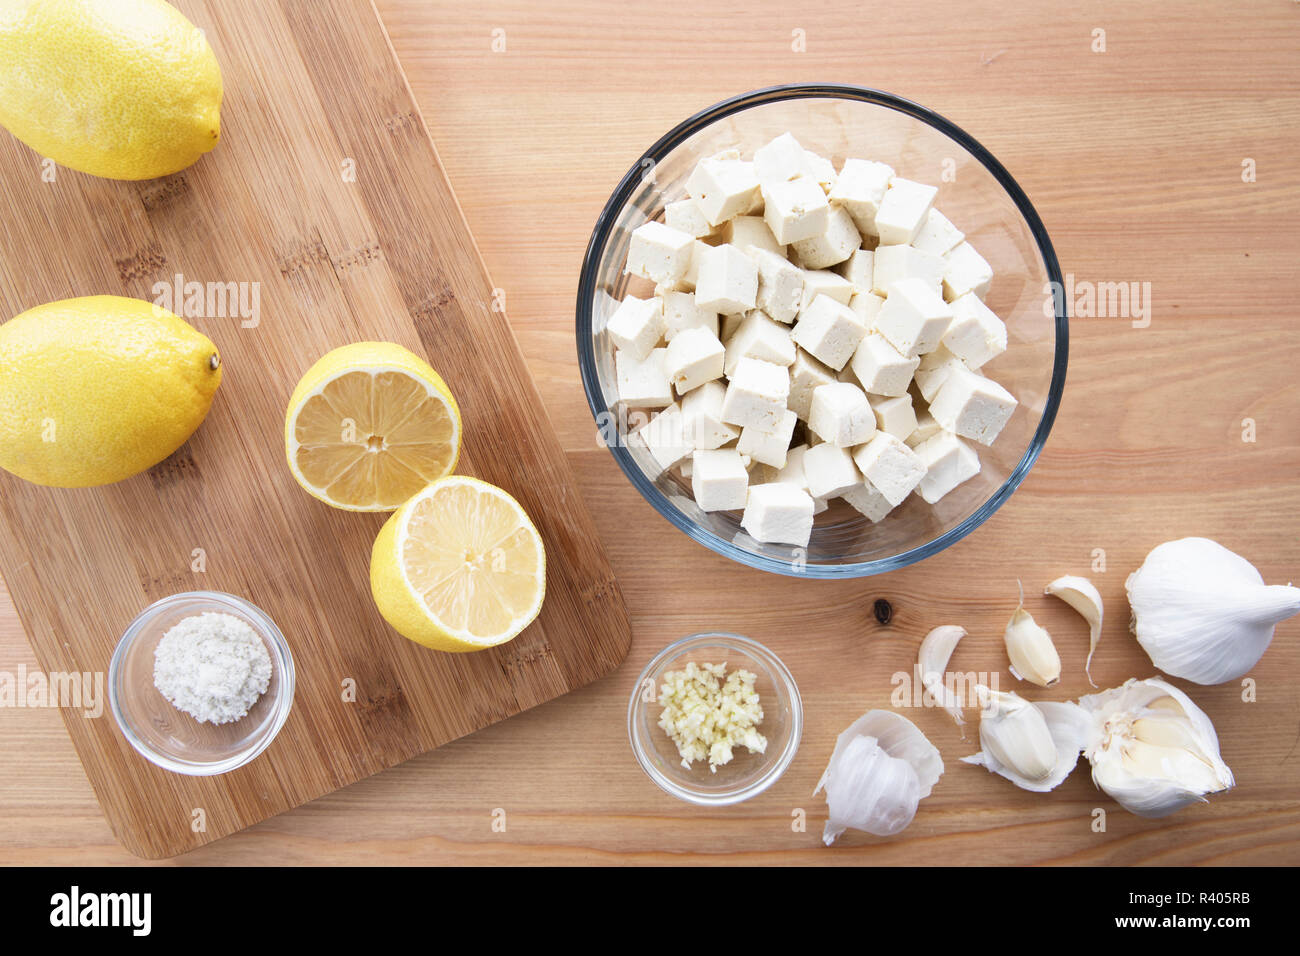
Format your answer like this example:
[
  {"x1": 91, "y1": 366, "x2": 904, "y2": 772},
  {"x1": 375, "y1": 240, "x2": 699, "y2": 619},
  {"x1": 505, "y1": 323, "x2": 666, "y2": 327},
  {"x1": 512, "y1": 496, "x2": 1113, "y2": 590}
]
[
  {"x1": 0, "y1": 0, "x2": 223, "y2": 180},
  {"x1": 0, "y1": 295, "x2": 223, "y2": 487}
]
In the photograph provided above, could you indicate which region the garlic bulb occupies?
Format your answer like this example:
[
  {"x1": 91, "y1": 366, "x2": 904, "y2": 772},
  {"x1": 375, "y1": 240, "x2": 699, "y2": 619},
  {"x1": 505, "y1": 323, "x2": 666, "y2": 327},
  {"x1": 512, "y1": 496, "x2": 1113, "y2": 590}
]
[
  {"x1": 961, "y1": 686, "x2": 1088, "y2": 792},
  {"x1": 918, "y1": 625, "x2": 968, "y2": 730},
  {"x1": 815, "y1": 710, "x2": 943, "y2": 844},
  {"x1": 1077, "y1": 677, "x2": 1234, "y2": 817},
  {"x1": 1045, "y1": 575, "x2": 1104, "y2": 687},
  {"x1": 1005, "y1": 583, "x2": 1061, "y2": 687},
  {"x1": 1127, "y1": 537, "x2": 1300, "y2": 684}
]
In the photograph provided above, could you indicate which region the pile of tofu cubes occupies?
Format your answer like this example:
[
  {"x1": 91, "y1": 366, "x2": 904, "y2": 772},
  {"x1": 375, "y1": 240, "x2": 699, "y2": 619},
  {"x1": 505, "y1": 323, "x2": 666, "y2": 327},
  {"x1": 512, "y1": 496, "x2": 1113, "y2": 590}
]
[{"x1": 609, "y1": 132, "x2": 1016, "y2": 550}]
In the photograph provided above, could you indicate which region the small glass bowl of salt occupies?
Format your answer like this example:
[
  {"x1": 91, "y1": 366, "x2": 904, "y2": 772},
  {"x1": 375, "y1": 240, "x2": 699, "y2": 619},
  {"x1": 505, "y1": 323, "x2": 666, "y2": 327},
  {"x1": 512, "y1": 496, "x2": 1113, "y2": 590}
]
[{"x1": 109, "y1": 591, "x2": 295, "y2": 776}]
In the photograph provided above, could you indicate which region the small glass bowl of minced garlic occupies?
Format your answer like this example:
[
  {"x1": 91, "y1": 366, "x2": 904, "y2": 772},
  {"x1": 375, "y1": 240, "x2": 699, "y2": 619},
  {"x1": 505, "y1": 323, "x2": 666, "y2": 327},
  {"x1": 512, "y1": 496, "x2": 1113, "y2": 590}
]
[
  {"x1": 628, "y1": 633, "x2": 802, "y2": 805},
  {"x1": 109, "y1": 591, "x2": 295, "y2": 776}
]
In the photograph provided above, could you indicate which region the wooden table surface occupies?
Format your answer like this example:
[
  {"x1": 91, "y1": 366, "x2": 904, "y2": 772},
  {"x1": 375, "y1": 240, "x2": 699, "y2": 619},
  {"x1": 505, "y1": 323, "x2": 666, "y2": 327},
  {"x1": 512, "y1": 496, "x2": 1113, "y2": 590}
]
[{"x1": 2, "y1": 0, "x2": 1298, "y2": 865}]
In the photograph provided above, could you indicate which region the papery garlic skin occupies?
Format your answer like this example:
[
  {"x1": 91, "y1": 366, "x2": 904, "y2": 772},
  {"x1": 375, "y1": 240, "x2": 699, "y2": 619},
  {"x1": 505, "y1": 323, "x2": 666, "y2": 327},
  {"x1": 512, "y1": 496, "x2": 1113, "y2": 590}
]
[
  {"x1": 962, "y1": 687, "x2": 1088, "y2": 792},
  {"x1": 918, "y1": 625, "x2": 968, "y2": 729},
  {"x1": 819, "y1": 736, "x2": 920, "y2": 843},
  {"x1": 1045, "y1": 575, "x2": 1104, "y2": 687},
  {"x1": 1005, "y1": 584, "x2": 1061, "y2": 687},
  {"x1": 1127, "y1": 537, "x2": 1300, "y2": 685},
  {"x1": 815, "y1": 710, "x2": 943, "y2": 845},
  {"x1": 1078, "y1": 677, "x2": 1234, "y2": 818}
]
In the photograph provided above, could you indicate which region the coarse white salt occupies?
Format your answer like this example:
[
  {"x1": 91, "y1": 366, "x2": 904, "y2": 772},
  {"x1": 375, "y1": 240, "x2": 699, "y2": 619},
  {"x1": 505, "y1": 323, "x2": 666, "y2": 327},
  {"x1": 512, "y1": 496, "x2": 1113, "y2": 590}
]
[{"x1": 153, "y1": 611, "x2": 272, "y2": 725}]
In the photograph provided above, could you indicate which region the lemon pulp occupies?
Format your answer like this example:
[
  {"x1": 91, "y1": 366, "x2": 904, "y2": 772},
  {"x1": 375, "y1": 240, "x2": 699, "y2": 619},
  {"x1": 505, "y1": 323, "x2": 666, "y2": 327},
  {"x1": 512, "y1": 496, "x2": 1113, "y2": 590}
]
[
  {"x1": 371, "y1": 477, "x2": 546, "y2": 652},
  {"x1": 284, "y1": 342, "x2": 461, "y2": 512}
]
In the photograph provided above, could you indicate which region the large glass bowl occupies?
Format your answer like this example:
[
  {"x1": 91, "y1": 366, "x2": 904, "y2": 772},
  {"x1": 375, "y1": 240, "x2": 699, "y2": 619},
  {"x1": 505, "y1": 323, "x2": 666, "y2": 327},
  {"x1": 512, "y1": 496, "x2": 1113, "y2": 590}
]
[{"x1": 576, "y1": 84, "x2": 1067, "y2": 578}]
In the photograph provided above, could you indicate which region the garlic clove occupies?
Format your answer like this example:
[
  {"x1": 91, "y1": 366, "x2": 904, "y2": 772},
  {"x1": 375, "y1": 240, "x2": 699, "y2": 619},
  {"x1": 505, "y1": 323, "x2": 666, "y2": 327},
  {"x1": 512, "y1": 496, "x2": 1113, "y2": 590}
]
[
  {"x1": 816, "y1": 710, "x2": 944, "y2": 844},
  {"x1": 975, "y1": 686, "x2": 1056, "y2": 780},
  {"x1": 1126, "y1": 537, "x2": 1300, "y2": 685},
  {"x1": 918, "y1": 625, "x2": 968, "y2": 731},
  {"x1": 961, "y1": 686, "x2": 1087, "y2": 792},
  {"x1": 1078, "y1": 677, "x2": 1234, "y2": 817},
  {"x1": 1122, "y1": 739, "x2": 1225, "y2": 795},
  {"x1": 1045, "y1": 574, "x2": 1104, "y2": 687},
  {"x1": 819, "y1": 736, "x2": 921, "y2": 843},
  {"x1": 1004, "y1": 583, "x2": 1062, "y2": 687}
]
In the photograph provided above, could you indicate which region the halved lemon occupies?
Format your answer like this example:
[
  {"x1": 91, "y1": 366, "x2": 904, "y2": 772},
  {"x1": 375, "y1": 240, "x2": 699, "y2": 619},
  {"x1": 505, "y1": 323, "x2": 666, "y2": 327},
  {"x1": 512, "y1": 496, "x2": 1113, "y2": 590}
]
[
  {"x1": 370, "y1": 476, "x2": 546, "y2": 652},
  {"x1": 284, "y1": 342, "x2": 461, "y2": 511}
]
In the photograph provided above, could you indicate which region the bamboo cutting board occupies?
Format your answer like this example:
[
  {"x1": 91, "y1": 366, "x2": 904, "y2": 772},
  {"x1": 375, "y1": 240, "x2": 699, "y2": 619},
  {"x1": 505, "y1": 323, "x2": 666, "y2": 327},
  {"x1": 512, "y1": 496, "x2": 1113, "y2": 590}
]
[{"x1": 0, "y1": 0, "x2": 631, "y2": 858}]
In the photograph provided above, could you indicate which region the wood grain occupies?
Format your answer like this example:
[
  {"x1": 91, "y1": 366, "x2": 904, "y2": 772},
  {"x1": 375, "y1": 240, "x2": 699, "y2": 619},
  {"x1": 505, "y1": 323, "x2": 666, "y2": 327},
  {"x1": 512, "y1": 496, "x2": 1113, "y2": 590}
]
[
  {"x1": 1, "y1": 0, "x2": 1298, "y2": 864},
  {"x1": 0, "y1": 0, "x2": 630, "y2": 858}
]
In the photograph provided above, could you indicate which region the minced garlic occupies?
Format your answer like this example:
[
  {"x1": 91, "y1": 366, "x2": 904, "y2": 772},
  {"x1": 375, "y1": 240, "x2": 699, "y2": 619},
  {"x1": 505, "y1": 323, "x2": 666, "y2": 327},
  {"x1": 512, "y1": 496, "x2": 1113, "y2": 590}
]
[{"x1": 657, "y1": 661, "x2": 767, "y2": 772}]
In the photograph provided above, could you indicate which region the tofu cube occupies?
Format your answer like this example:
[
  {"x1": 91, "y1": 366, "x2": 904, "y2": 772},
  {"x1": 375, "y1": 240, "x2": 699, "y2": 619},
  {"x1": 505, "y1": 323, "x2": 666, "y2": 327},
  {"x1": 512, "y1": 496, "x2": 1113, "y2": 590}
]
[
  {"x1": 665, "y1": 326, "x2": 726, "y2": 393},
  {"x1": 680, "y1": 239, "x2": 710, "y2": 291},
  {"x1": 724, "y1": 310, "x2": 795, "y2": 374},
  {"x1": 874, "y1": 177, "x2": 938, "y2": 245},
  {"x1": 928, "y1": 366, "x2": 1018, "y2": 445},
  {"x1": 841, "y1": 480, "x2": 895, "y2": 522},
  {"x1": 660, "y1": 290, "x2": 719, "y2": 341},
  {"x1": 802, "y1": 150, "x2": 838, "y2": 190},
  {"x1": 720, "y1": 357, "x2": 790, "y2": 429},
  {"x1": 791, "y1": 294, "x2": 868, "y2": 370},
  {"x1": 719, "y1": 215, "x2": 785, "y2": 260},
  {"x1": 762, "y1": 176, "x2": 830, "y2": 244},
  {"x1": 905, "y1": 407, "x2": 943, "y2": 448},
  {"x1": 663, "y1": 198, "x2": 715, "y2": 239},
  {"x1": 910, "y1": 208, "x2": 965, "y2": 257},
  {"x1": 790, "y1": 204, "x2": 861, "y2": 269},
  {"x1": 691, "y1": 448, "x2": 749, "y2": 512},
  {"x1": 787, "y1": 348, "x2": 838, "y2": 420},
  {"x1": 828, "y1": 158, "x2": 894, "y2": 235},
  {"x1": 751, "y1": 247, "x2": 806, "y2": 323},
  {"x1": 695, "y1": 243, "x2": 758, "y2": 314},
  {"x1": 852, "y1": 432, "x2": 926, "y2": 506},
  {"x1": 839, "y1": 249, "x2": 875, "y2": 292},
  {"x1": 720, "y1": 311, "x2": 746, "y2": 342},
  {"x1": 913, "y1": 346, "x2": 968, "y2": 402},
  {"x1": 942, "y1": 241, "x2": 993, "y2": 301},
  {"x1": 773, "y1": 443, "x2": 829, "y2": 513},
  {"x1": 871, "y1": 393, "x2": 918, "y2": 441},
  {"x1": 849, "y1": 333, "x2": 920, "y2": 397},
  {"x1": 606, "y1": 295, "x2": 665, "y2": 360},
  {"x1": 741, "y1": 482, "x2": 815, "y2": 547},
  {"x1": 942, "y1": 293, "x2": 1007, "y2": 369},
  {"x1": 913, "y1": 431, "x2": 981, "y2": 503},
  {"x1": 809, "y1": 382, "x2": 876, "y2": 448},
  {"x1": 625, "y1": 221, "x2": 695, "y2": 285},
  {"x1": 616, "y1": 347, "x2": 673, "y2": 408},
  {"x1": 753, "y1": 132, "x2": 807, "y2": 186},
  {"x1": 802, "y1": 442, "x2": 863, "y2": 500},
  {"x1": 680, "y1": 380, "x2": 740, "y2": 449},
  {"x1": 632, "y1": 403, "x2": 692, "y2": 475},
  {"x1": 875, "y1": 278, "x2": 953, "y2": 358},
  {"x1": 871, "y1": 243, "x2": 946, "y2": 297},
  {"x1": 685, "y1": 158, "x2": 762, "y2": 226},
  {"x1": 737, "y1": 408, "x2": 798, "y2": 468},
  {"x1": 848, "y1": 290, "x2": 886, "y2": 328},
  {"x1": 799, "y1": 268, "x2": 855, "y2": 311}
]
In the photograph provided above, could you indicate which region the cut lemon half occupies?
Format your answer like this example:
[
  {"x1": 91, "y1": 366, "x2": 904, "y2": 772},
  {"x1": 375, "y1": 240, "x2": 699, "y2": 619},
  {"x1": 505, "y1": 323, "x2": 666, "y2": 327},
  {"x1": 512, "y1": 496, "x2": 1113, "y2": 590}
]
[
  {"x1": 370, "y1": 476, "x2": 546, "y2": 652},
  {"x1": 285, "y1": 342, "x2": 461, "y2": 511}
]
